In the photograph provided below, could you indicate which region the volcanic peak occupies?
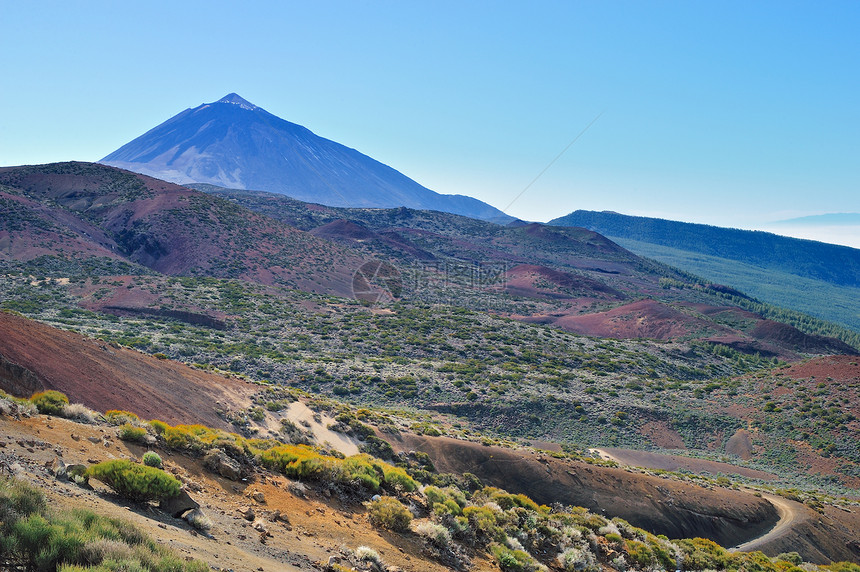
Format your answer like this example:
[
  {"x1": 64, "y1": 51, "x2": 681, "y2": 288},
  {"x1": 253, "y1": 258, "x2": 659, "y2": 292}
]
[{"x1": 215, "y1": 92, "x2": 258, "y2": 110}]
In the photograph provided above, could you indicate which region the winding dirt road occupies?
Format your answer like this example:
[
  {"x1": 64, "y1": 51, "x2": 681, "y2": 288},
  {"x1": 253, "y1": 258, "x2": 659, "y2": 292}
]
[
  {"x1": 731, "y1": 493, "x2": 800, "y2": 552},
  {"x1": 589, "y1": 448, "x2": 802, "y2": 553}
]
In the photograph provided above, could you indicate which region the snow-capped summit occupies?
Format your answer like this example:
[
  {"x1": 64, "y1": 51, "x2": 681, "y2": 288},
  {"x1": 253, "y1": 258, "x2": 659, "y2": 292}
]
[{"x1": 216, "y1": 93, "x2": 258, "y2": 110}]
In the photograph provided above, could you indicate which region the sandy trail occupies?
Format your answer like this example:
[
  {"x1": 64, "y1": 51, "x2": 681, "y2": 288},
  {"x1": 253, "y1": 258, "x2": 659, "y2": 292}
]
[{"x1": 730, "y1": 493, "x2": 799, "y2": 552}]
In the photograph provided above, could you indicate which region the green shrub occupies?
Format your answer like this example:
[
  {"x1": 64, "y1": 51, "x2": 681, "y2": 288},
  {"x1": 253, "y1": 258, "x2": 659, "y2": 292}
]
[
  {"x1": 0, "y1": 476, "x2": 206, "y2": 572},
  {"x1": 463, "y1": 505, "x2": 505, "y2": 542},
  {"x1": 105, "y1": 409, "x2": 141, "y2": 425},
  {"x1": 30, "y1": 390, "x2": 69, "y2": 415},
  {"x1": 148, "y1": 419, "x2": 169, "y2": 435},
  {"x1": 0, "y1": 476, "x2": 47, "y2": 529},
  {"x1": 163, "y1": 426, "x2": 193, "y2": 449},
  {"x1": 490, "y1": 543, "x2": 544, "y2": 572},
  {"x1": 625, "y1": 539, "x2": 654, "y2": 567},
  {"x1": 142, "y1": 452, "x2": 163, "y2": 469},
  {"x1": 425, "y1": 485, "x2": 465, "y2": 516},
  {"x1": 86, "y1": 460, "x2": 180, "y2": 503},
  {"x1": 118, "y1": 423, "x2": 147, "y2": 443},
  {"x1": 676, "y1": 537, "x2": 737, "y2": 570},
  {"x1": 260, "y1": 444, "x2": 328, "y2": 480},
  {"x1": 367, "y1": 496, "x2": 412, "y2": 532}
]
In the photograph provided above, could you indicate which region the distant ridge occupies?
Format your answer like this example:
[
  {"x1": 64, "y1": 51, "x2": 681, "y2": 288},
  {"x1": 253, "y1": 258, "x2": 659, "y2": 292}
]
[
  {"x1": 773, "y1": 212, "x2": 860, "y2": 225},
  {"x1": 550, "y1": 210, "x2": 860, "y2": 332},
  {"x1": 550, "y1": 210, "x2": 860, "y2": 287},
  {"x1": 101, "y1": 93, "x2": 513, "y2": 223}
]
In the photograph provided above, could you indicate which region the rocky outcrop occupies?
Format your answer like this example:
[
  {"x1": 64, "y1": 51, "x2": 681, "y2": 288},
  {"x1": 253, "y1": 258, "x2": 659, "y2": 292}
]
[
  {"x1": 159, "y1": 487, "x2": 200, "y2": 517},
  {"x1": 203, "y1": 448, "x2": 242, "y2": 480},
  {"x1": 0, "y1": 353, "x2": 44, "y2": 397}
]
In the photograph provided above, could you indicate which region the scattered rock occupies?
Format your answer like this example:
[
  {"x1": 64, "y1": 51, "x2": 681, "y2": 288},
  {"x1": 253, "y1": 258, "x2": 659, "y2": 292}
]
[
  {"x1": 251, "y1": 491, "x2": 265, "y2": 504},
  {"x1": 252, "y1": 520, "x2": 268, "y2": 534},
  {"x1": 70, "y1": 434, "x2": 80, "y2": 441},
  {"x1": 203, "y1": 449, "x2": 242, "y2": 481},
  {"x1": 183, "y1": 508, "x2": 211, "y2": 531},
  {"x1": 238, "y1": 505, "x2": 255, "y2": 521},
  {"x1": 87, "y1": 436, "x2": 101, "y2": 444},
  {"x1": 160, "y1": 487, "x2": 200, "y2": 518},
  {"x1": 270, "y1": 509, "x2": 290, "y2": 523},
  {"x1": 48, "y1": 457, "x2": 68, "y2": 480}
]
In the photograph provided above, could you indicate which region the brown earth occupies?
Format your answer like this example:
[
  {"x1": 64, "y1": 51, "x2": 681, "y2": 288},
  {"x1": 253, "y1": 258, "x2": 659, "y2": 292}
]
[
  {"x1": 725, "y1": 429, "x2": 754, "y2": 460},
  {"x1": 389, "y1": 434, "x2": 778, "y2": 548},
  {"x1": 548, "y1": 299, "x2": 708, "y2": 340},
  {"x1": 0, "y1": 162, "x2": 366, "y2": 297},
  {"x1": 0, "y1": 414, "x2": 476, "y2": 572},
  {"x1": 504, "y1": 264, "x2": 623, "y2": 300},
  {"x1": 637, "y1": 420, "x2": 686, "y2": 449},
  {"x1": 780, "y1": 355, "x2": 860, "y2": 382},
  {"x1": 592, "y1": 447, "x2": 774, "y2": 480},
  {"x1": 0, "y1": 311, "x2": 253, "y2": 429},
  {"x1": 749, "y1": 321, "x2": 859, "y2": 356},
  {"x1": 388, "y1": 433, "x2": 860, "y2": 563}
]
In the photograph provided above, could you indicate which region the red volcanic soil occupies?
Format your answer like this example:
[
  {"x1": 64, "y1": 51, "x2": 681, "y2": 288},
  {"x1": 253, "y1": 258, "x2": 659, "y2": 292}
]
[
  {"x1": 0, "y1": 191, "x2": 124, "y2": 262},
  {"x1": 504, "y1": 264, "x2": 622, "y2": 299},
  {"x1": 0, "y1": 163, "x2": 366, "y2": 297},
  {"x1": 548, "y1": 299, "x2": 708, "y2": 340},
  {"x1": 750, "y1": 320, "x2": 858, "y2": 356},
  {"x1": 517, "y1": 223, "x2": 628, "y2": 255},
  {"x1": 701, "y1": 334, "x2": 787, "y2": 358},
  {"x1": 0, "y1": 312, "x2": 253, "y2": 429},
  {"x1": 637, "y1": 420, "x2": 686, "y2": 449},
  {"x1": 310, "y1": 219, "x2": 378, "y2": 241},
  {"x1": 780, "y1": 354, "x2": 860, "y2": 382}
]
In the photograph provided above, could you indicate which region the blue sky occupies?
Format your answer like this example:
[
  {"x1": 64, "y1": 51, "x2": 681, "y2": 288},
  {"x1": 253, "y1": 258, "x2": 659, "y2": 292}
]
[{"x1": 1, "y1": 1, "x2": 857, "y2": 245}]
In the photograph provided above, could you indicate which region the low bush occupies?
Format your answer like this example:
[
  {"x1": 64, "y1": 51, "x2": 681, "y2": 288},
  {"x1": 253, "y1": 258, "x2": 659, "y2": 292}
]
[
  {"x1": 148, "y1": 419, "x2": 169, "y2": 435},
  {"x1": 463, "y1": 505, "x2": 505, "y2": 543},
  {"x1": 0, "y1": 476, "x2": 206, "y2": 571},
  {"x1": 86, "y1": 460, "x2": 180, "y2": 503},
  {"x1": 118, "y1": 423, "x2": 147, "y2": 443},
  {"x1": 354, "y1": 545, "x2": 383, "y2": 565},
  {"x1": 367, "y1": 496, "x2": 413, "y2": 532},
  {"x1": 62, "y1": 403, "x2": 97, "y2": 423},
  {"x1": 260, "y1": 446, "x2": 417, "y2": 493},
  {"x1": 142, "y1": 451, "x2": 163, "y2": 469},
  {"x1": 414, "y1": 520, "x2": 452, "y2": 547},
  {"x1": 260, "y1": 444, "x2": 328, "y2": 480},
  {"x1": 558, "y1": 547, "x2": 597, "y2": 572},
  {"x1": 490, "y1": 543, "x2": 546, "y2": 572},
  {"x1": 30, "y1": 390, "x2": 69, "y2": 415},
  {"x1": 104, "y1": 409, "x2": 140, "y2": 426}
]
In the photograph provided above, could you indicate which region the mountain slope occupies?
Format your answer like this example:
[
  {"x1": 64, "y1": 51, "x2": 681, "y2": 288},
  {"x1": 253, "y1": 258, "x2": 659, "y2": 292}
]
[
  {"x1": 101, "y1": 93, "x2": 513, "y2": 223},
  {"x1": 0, "y1": 162, "x2": 364, "y2": 295},
  {"x1": 549, "y1": 210, "x2": 860, "y2": 332}
]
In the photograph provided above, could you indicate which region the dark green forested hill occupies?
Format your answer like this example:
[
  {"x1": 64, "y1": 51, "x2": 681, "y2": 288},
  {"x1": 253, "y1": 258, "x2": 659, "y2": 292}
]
[
  {"x1": 550, "y1": 210, "x2": 860, "y2": 287},
  {"x1": 550, "y1": 210, "x2": 860, "y2": 332}
]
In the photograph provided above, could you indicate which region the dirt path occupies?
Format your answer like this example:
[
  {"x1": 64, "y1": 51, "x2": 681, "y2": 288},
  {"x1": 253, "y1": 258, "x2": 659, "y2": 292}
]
[{"x1": 730, "y1": 493, "x2": 801, "y2": 553}]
